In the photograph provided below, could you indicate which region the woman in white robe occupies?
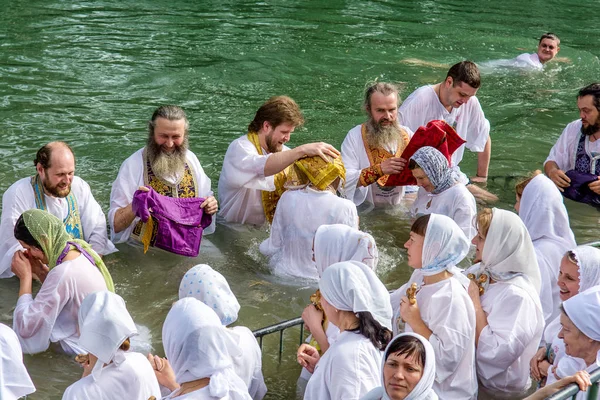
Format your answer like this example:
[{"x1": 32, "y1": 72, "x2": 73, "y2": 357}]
[
  {"x1": 298, "y1": 261, "x2": 393, "y2": 400},
  {"x1": 176, "y1": 264, "x2": 266, "y2": 400},
  {"x1": 516, "y1": 172, "x2": 576, "y2": 326},
  {"x1": 62, "y1": 291, "x2": 161, "y2": 400},
  {"x1": 466, "y1": 208, "x2": 544, "y2": 398},
  {"x1": 391, "y1": 214, "x2": 477, "y2": 399},
  {"x1": 408, "y1": 147, "x2": 476, "y2": 239},
  {"x1": 361, "y1": 332, "x2": 438, "y2": 400},
  {"x1": 0, "y1": 323, "x2": 35, "y2": 400}
]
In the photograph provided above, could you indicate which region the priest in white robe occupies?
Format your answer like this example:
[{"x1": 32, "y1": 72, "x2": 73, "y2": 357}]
[{"x1": 0, "y1": 142, "x2": 115, "y2": 278}]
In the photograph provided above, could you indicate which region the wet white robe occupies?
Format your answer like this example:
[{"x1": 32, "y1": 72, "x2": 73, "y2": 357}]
[
  {"x1": 229, "y1": 326, "x2": 267, "y2": 400},
  {"x1": 514, "y1": 53, "x2": 544, "y2": 69},
  {"x1": 545, "y1": 119, "x2": 600, "y2": 172},
  {"x1": 0, "y1": 176, "x2": 116, "y2": 278},
  {"x1": 0, "y1": 323, "x2": 35, "y2": 400}
]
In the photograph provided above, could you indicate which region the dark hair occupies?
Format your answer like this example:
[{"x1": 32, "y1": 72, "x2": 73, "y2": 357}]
[
  {"x1": 364, "y1": 82, "x2": 399, "y2": 111},
  {"x1": 148, "y1": 105, "x2": 189, "y2": 138},
  {"x1": 385, "y1": 335, "x2": 426, "y2": 368},
  {"x1": 446, "y1": 61, "x2": 481, "y2": 89},
  {"x1": 408, "y1": 158, "x2": 421, "y2": 170},
  {"x1": 14, "y1": 215, "x2": 42, "y2": 250},
  {"x1": 539, "y1": 32, "x2": 560, "y2": 46},
  {"x1": 578, "y1": 83, "x2": 600, "y2": 113},
  {"x1": 34, "y1": 142, "x2": 74, "y2": 170},
  {"x1": 349, "y1": 311, "x2": 392, "y2": 350},
  {"x1": 247, "y1": 96, "x2": 304, "y2": 133},
  {"x1": 120, "y1": 338, "x2": 131, "y2": 351},
  {"x1": 411, "y1": 214, "x2": 431, "y2": 236}
]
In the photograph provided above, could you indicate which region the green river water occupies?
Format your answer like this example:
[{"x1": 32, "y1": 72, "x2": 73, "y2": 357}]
[{"x1": 0, "y1": 0, "x2": 599, "y2": 398}]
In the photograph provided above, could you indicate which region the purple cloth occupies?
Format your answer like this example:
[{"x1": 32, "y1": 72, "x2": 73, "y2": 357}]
[
  {"x1": 57, "y1": 241, "x2": 96, "y2": 266},
  {"x1": 132, "y1": 188, "x2": 213, "y2": 257},
  {"x1": 563, "y1": 170, "x2": 600, "y2": 208}
]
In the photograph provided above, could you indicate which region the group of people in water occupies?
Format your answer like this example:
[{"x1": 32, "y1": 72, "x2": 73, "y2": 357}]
[{"x1": 2, "y1": 31, "x2": 600, "y2": 400}]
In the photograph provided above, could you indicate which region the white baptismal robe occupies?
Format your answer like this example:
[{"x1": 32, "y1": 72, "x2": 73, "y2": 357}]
[
  {"x1": 341, "y1": 124, "x2": 412, "y2": 208},
  {"x1": 13, "y1": 254, "x2": 108, "y2": 354},
  {"x1": 545, "y1": 119, "x2": 600, "y2": 172},
  {"x1": 218, "y1": 135, "x2": 290, "y2": 226},
  {"x1": 514, "y1": 53, "x2": 544, "y2": 70},
  {"x1": 163, "y1": 387, "x2": 221, "y2": 399},
  {"x1": 229, "y1": 326, "x2": 267, "y2": 400},
  {"x1": 108, "y1": 148, "x2": 215, "y2": 244},
  {"x1": 304, "y1": 331, "x2": 382, "y2": 400},
  {"x1": 62, "y1": 351, "x2": 161, "y2": 400},
  {"x1": 0, "y1": 176, "x2": 116, "y2": 278},
  {"x1": 399, "y1": 85, "x2": 490, "y2": 167},
  {"x1": 259, "y1": 187, "x2": 358, "y2": 280},
  {"x1": 476, "y1": 281, "x2": 544, "y2": 394},
  {"x1": 410, "y1": 184, "x2": 477, "y2": 239},
  {"x1": 0, "y1": 323, "x2": 36, "y2": 400}
]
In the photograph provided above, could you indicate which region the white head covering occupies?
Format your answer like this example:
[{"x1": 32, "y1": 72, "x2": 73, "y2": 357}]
[
  {"x1": 319, "y1": 261, "x2": 392, "y2": 330},
  {"x1": 420, "y1": 214, "x2": 469, "y2": 276},
  {"x1": 410, "y1": 146, "x2": 459, "y2": 194},
  {"x1": 0, "y1": 323, "x2": 36, "y2": 399},
  {"x1": 572, "y1": 246, "x2": 600, "y2": 293},
  {"x1": 563, "y1": 286, "x2": 600, "y2": 342},
  {"x1": 314, "y1": 224, "x2": 379, "y2": 277},
  {"x1": 178, "y1": 264, "x2": 241, "y2": 326},
  {"x1": 480, "y1": 208, "x2": 542, "y2": 294},
  {"x1": 78, "y1": 291, "x2": 138, "y2": 381},
  {"x1": 163, "y1": 297, "x2": 251, "y2": 400}
]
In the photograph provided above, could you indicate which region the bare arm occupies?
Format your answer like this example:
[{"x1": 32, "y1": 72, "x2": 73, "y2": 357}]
[
  {"x1": 474, "y1": 136, "x2": 491, "y2": 181},
  {"x1": 113, "y1": 204, "x2": 136, "y2": 234},
  {"x1": 544, "y1": 160, "x2": 571, "y2": 191},
  {"x1": 263, "y1": 142, "x2": 340, "y2": 177}
]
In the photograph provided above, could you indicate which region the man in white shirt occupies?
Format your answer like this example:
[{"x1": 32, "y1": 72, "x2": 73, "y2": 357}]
[
  {"x1": 399, "y1": 61, "x2": 491, "y2": 183},
  {"x1": 0, "y1": 142, "x2": 116, "y2": 278},
  {"x1": 109, "y1": 105, "x2": 218, "y2": 246},
  {"x1": 514, "y1": 32, "x2": 561, "y2": 69},
  {"x1": 545, "y1": 83, "x2": 600, "y2": 200},
  {"x1": 218, "y1": 95, "x2": 339, "y2": 226}
]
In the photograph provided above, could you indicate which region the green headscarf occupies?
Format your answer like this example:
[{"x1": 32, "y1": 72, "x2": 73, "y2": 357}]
[{"x1": 21, "y1": 209, "x2": 115, "y2": 292}]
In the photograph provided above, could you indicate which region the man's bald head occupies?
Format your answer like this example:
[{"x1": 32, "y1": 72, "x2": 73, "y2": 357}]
[
  {"x1": 34, "y1": 142, "x2": 76, "y2": 198},
  {"x1": 34, "y1": 142, "x2": 75, "y2": 170}
]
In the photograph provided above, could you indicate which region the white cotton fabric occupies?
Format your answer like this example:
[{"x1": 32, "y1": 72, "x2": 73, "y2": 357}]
[
  {"x1": 545, "y1": 119, "x2": 600, "y2": 172},
  {"x1": 0, "y1": 176, "x2": 116, "y2": 278},
  {"x1": 163, "y1": 298, "x2": 251, "y2": 400},
  {"x1": 304, "y1": 331, "x2": 383, "y2": 400},
  {"x1": 314, "y1": 224, "x2": 378, "y2": 277},
  {"x1": 320, "y1": 261, "x2": 392, "y2": 330},
  {"x1": 574, "y1": 246, "x2": 600, "y2": 293},
  {"x1": 398, "y1": 85, "x2": 490, "y2": 167},
  {"x1": 564, "y1": 285, "x2": 600, "y2": 342},
  {"x1": 178, "y1": 264, "x2": 241, "y2": 326},
  {"x1": 514, "y1": 53, "x2": 544, "y2": 70},
  {"x1": 420, "y1": 214, "x2": 470, "y2": 276},
  {"x1": 0, "y1": 323, "x2": 35, "y2": 400},
  {"x1": 218, "y1": 135, "x2": 290, "y2": 226},
  {"x1": 519, "y1": 174, "x2": 576, "y2": 326},
  {"x1": 109, "y1": 147, "x2": 215, "y2": 243},
  {"x1": 341, "y1": 124, "x2": 412, "y2": 208},
  {"x1": 360, "y1": 332, "x2": 438, "y2": 400},
  {"x1": 228, "y1": 326, "x2": 267, "y2": 400},
  {"x1": 13, "y1": 254, "x2": 108, "y2": 354},
  {"x1": 259, "y1": 187, "x2": 358, "y2": 280}
]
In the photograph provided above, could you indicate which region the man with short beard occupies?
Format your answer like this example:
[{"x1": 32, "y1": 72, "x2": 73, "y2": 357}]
[
  {"x1": 341, "y1": 82, "x2": 413, "y2": 209},
  {"x1": 0, "y1": 142, "x2": 116, "y2": 278},
  {"x1": 545, "y1": 83, "x2": 600, "y2": 201},
  {"x1": 218, "y1": 95, "x2": 340, "y2": 226},
  {"x1": 109, "y1": 105, "x2": 218, "y2": 246}
]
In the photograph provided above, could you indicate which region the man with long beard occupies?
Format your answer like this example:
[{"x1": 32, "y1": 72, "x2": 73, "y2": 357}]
[
  {"x1": 0, "y1": 142, "x2": 116, "y2": 278},
  {"x1": 341, "y1": 82, "x2": 413, "y2": 209},
  {"x1": 545, "y1": 83, "x2": 600, "y2": 202},
  {"x1": 109, "y1": 105, "x2": 218, "y2": 246}
]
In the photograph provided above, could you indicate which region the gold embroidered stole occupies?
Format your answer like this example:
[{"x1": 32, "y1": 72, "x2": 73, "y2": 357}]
[
  {"x1": 247, "y1": 132, "x2": 287, "y2": 224},
  {"x1": 360, "y1": 124, "x2": 409, "y2": 186}
]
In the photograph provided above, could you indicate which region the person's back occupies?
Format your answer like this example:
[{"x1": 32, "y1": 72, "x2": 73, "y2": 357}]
[{"x1": 229, "y1": 326, "x2": 267, "y2": 400}]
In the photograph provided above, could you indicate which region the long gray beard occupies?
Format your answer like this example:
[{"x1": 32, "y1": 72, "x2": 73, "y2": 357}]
[
  {"x1": 146, "y1": 139, "x2": 188, "y2": 179},
  {"x1": 365, "y1": 118, "x2": 403, "y2": 149}
]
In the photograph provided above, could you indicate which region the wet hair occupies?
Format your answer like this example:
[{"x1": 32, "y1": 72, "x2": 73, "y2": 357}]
[
  {"x1": 364, "y1": 82, "x2": 400, "y2": 111},
  {"x1": 349, "y1": 311, "x2": 392, "y2": 350},
  {"x1": 385, "y1": 335, "x2": 426, "y2": 368},
  {"x1": 578, "y1": 83, "x2": 600, "y2": 113},
  {"x1": 14, "y1": 215, "x2": 42, "y2": 250},
  {"x1": 515, "y1": 170, "x2": 542, "y2": 197},
  {"x1": 410, "y1": 214, "x2": 430, "y2": 237},
  {"x1": 120, "y1": 338, "x2": 131, "y2": 351},
  {"x1": 148, "y1": 105, "x2": 189, "y2": 138},
  {"x1": 446, "y1": 61, "x2": 481, "y2": 89},
  {"x1": 539, "y1": 32, "x2": 560, "y2": 46},
  {"x1": 408, "y1": 158, "x2": 421, "y2": 170},
  {"x1": 247, "y1": 96, "x2": 304, "y2": 133},
  {"x1": 33, "y1": 142, "x2": 74, "y2": 170},
  {"x1": 475, "y1": 208, "x2": 493, "y2": 238}
]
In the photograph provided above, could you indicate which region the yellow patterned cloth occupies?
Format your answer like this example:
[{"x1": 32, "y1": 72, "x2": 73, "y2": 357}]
[
  {"x1": 359, "y1": 123, "x2": 409, "y2": 187},
  {"x1": 293, "y1": 155, "x2": 345, "y2": 190}
]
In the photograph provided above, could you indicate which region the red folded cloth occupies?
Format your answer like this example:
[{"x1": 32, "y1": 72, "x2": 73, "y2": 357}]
[{"x1": 384, "y1": 120, "x2": 466, "y2": 186}]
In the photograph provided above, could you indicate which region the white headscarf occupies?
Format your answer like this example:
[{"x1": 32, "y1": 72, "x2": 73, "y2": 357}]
[
  {"x1": 410, "y1": 146, "x2": 459, "y2": 194},
  {"x1": 0, "y1": 323, "x2": 35, "y2": 399},
  {"x1": 360, "y1": 332, "x2": 437, "y2": 400},
  {"x1": 163, "y1": 298, "x2": 251, "y2": 400},
  {"x1": 319, "y1": 261, "x2": 392, "y2": 330},
  {"x1": 78, "y1": 291, "x2": 138, "y2": 381},
  {"x1": 314, "y1": 224, "x2": 379, "y2": 277},
  {"x1": 563, "y1": 286, "x2": 600, "y2": 342},
  {"x1": 480, "y1": 208, "x2": 542, "y2": 295},
  {"x1": 573, "y1": 246, "x2": 600, "y2": 293},
  {"x1": 420, "y1": 214, "x2": 469, "y2": 277},
  {"x1": 178, "y1": 264, "x2": 241, "y2": 326}
]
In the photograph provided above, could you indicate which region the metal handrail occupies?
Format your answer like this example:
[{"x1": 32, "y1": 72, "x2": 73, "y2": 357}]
[
  {"x1": 546, "y1": 368, "x2": 600, "y2": 400},
  {"x1": 252, "y1": 317, "x2": 305, "y2": 362}
]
